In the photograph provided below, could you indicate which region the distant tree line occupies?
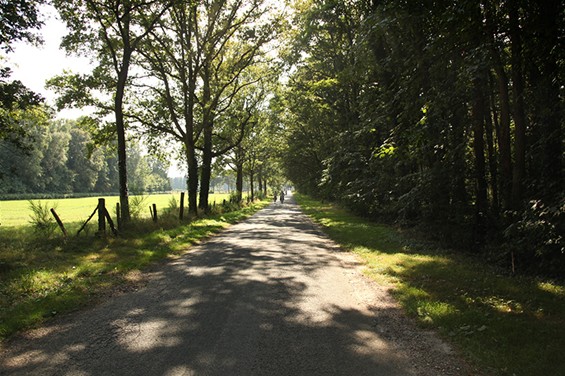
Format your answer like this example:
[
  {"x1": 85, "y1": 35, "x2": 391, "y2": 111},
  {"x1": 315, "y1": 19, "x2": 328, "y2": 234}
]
[
  {"x1": 0, "y1": 111, "x2": 170, "y2": 196},
  {"x1": 281, "y1": 0, "x2": 564, "y2": 275}
]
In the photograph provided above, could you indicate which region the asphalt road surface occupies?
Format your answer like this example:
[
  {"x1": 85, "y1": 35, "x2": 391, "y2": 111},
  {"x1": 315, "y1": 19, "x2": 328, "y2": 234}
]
[{"x1": 0, "y1": 194, "x2": 473, "y2": 376}]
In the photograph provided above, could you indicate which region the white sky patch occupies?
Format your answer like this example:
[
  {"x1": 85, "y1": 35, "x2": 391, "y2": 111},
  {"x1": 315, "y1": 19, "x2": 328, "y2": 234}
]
[{"x1": 5, "y1": 4, "x2": 93, "y2": 119}]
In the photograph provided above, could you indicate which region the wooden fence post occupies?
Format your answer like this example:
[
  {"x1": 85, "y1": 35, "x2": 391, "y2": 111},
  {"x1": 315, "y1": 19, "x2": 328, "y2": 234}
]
[
  {"x1": 152, "y1": 203, "x2": 158, "y2": 222},
  {"x1": 98, "y1": 198, "x2": 106, "y2": 235},
  {"x1": 179, "y1": 192, "x2": 185, "y2": 220},
  {"x1": 116, "y1": 203, "x2": 121, "y2": 231},
  {"x1": 50, "y1": 208, "x2": 67, "y2": 238},
  {"x1": 104, "y1": 208, "x2": 118, "y2": 236}
]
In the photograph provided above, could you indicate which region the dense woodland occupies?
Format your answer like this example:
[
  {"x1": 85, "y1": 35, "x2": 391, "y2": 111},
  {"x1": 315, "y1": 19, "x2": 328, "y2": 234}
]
[
  {"x1": 280, "y1": 0, "x2": 564, "y2": 275},
  {"x1": 1, "y1": 0, "x2": 563, "y2": 275}
]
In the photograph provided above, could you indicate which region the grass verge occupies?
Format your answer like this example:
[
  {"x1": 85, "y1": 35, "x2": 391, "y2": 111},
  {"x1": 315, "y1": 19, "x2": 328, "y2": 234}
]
[
  {"x1": 295, "y1": 193, "x2": 564, "y2": 376},
  {"x1": 0, "y1": 199, "x2": 270, "y2": 342}
]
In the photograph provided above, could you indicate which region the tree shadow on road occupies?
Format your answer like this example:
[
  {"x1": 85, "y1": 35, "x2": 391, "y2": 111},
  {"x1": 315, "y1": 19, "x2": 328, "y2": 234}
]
[{"x1": 1, "y1": 202, "x2": 427, "y2": 376}]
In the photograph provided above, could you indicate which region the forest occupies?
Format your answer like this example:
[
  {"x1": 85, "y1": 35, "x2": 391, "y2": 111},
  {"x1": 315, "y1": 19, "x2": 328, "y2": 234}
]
[
  {"x1": 1, "y1": 0, "x2": 563, "y2": 276},
  {"x1": 0, "y1": 114, "x2": 171, "y2": 196},
  {"x1": 279, "y1": 0, "x2": 564, "y2": 276}
]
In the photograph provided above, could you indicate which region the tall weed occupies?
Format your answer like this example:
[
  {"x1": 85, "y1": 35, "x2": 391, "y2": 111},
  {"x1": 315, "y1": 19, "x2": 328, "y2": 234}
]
[
  {"x1": 27, "y1": 200, "x2": 57, "y2": 237},
  {"x1": 129, "y1": 195, "x2": 148, "y2": 220}
]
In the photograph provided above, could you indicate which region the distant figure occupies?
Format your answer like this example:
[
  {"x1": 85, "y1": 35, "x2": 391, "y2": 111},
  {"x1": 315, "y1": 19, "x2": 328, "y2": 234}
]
[
  {"x1": 280, "y1": 191, "x2": 285, "y2": 204},
  {"x1": 273, "y1": 193, "x2": 277, "y2": 202}
]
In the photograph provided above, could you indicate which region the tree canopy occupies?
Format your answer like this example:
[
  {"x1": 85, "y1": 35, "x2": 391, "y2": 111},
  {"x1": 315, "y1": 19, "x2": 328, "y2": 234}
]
[
  {"x1": 280, "y1": 0, "x2": 564, "y2": 275},
  {"x1": 2, "y1": 0, "x2": 563, "y2": 275}
]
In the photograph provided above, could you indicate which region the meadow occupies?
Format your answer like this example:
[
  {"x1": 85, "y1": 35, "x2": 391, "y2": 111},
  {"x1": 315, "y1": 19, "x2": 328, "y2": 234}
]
[{"x1": 0, "y1": 193, "x2": 233, "y2": 228}]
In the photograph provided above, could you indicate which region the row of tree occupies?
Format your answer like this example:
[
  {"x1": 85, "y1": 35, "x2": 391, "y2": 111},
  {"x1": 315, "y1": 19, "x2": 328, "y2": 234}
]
[
  {"x1": 2, "y1": 0, "x2": 286, "y2": 216},
  {"x1": 46, "y1": 0, "x2": 286, "y2": 220},
  {"x1": 280, "y1": 0, "x2": 564, "y2": 274},
  {"x1": 0, "y1": 111, "x2": 170, "y2": 196}
]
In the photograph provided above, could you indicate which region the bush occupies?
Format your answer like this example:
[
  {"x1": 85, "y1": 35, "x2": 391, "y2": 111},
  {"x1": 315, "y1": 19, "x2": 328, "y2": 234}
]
[
  {"x1": 129, "y1": 195, "x2": 148, "y2": 220},
  {"x1": 162, "y1": 195, "x2": 179, "y2": 216},
  {"x1": 27, "y1": 200, "x2": 57, "y2": 237},
  {"x1": 229, "y1": 191, "x2": 242, "y2": 204},
  {"x1": 504, "y1": 199, "x2": 565, "y2": 276}
]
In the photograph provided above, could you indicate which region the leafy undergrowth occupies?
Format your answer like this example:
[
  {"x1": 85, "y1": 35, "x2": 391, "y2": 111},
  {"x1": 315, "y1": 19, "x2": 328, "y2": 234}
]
[
  {"x1": 0, "y1": 200, "x2": 270, "y2": 342},
  {"x1": 295, "y1": 194, "x2": 565, "y2": 376}
]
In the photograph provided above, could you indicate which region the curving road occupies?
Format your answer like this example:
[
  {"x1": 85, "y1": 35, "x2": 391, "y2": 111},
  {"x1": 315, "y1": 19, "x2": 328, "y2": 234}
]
[{"x1": 0, "y1": 194, "x2": 473, "y2": 375}]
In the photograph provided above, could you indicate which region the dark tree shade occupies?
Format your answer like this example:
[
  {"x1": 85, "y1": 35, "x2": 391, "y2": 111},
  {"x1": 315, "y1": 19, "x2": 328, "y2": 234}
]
[{"x1": 282, "y1": 0, "x2": 565, "y2": 276}]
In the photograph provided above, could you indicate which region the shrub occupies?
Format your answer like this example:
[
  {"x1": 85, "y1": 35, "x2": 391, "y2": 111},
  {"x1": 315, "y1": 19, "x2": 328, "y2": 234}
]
[
  {"x1": 129, "y1": 195, "x2": 148, "y2": 220},
  {"x1": 504, "y1": 199, "x2": 565, "y2": 276},
  {"x1": 27, "y1": 200, "x2": 57, "y2": 236}
]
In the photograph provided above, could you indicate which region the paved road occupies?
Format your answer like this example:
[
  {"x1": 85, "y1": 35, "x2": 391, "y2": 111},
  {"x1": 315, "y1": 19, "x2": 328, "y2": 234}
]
[{"x1": 0, "y1": 194, "x2": 471, "y2": 375}]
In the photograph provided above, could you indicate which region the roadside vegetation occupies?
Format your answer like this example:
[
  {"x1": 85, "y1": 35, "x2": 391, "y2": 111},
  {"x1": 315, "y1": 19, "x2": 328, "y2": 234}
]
[
  {"x1": 296, "y1": 193, "x2": 565, "y2": 376},
  {"x1": 0, "y1": 199, "x2": 269, "y2": 342}
]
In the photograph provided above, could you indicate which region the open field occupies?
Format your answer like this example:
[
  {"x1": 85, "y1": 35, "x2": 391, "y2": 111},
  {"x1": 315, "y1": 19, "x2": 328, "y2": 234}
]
[
  {"x1": 0, "y1": 193, "x2": 233, "y2": 227},
  {"x1": 295, "y1": 193, "x2": 565, "y2": 376}
]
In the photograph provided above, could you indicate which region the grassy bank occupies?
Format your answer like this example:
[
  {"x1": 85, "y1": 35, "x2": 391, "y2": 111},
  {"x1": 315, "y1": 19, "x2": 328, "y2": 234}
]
[
  {"x1": 295, "y1": 194, "x2": 564, "y2": 376},
  {"x1": 0, "y1": 199, "x2": 269, "y2": 342},
  {"x1": 0, "y1": 193, "x2": 234, "y2": 227}
]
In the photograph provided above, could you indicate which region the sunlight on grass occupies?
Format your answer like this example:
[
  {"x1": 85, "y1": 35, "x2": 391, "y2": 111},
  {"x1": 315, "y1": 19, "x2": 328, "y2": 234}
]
[
  {"x1": 537, "y1": 281, "x2": 564, "y2": 297},
  {"x1": 0, "y1": 199, "x2": 269, "y2": 342},
  {"x1": 0, "y1": 193, "x2": 236, "y2": 227},
  {"x1": 295, "y1": 193, "x2": 565, "y2": 376}
]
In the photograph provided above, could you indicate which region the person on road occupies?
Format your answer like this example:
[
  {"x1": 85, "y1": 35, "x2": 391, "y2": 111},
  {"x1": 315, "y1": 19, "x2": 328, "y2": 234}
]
[
  {"x1": 280, "y1": 191, "x2": 285, "y2": 204},
  {"x1": 273, "y1": 193, "x2": 277, "y2": 202}
]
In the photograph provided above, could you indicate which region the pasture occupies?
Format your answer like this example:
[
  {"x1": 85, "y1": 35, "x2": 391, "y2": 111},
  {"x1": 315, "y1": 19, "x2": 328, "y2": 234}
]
[{"x1": 0, "y1": 193, "x2": 233, "y2": 228}]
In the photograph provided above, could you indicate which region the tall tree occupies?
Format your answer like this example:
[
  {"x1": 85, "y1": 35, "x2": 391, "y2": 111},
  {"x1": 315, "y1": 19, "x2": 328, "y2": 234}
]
[
  {"x1": 509, "y1": 0, "x2": 527, "y2": 209},
  {"x1": 133, "y1": 0, "x2": 279, "y2": 213},
  {"x1": 0, "y1": 106, "x2": 50, "y2": 193},
  {"x1": 0, "y1": 0, "x2": 44, "y2": 51},
  {"x1": 51, "y1": 0, "x2": 174, "y2": 223},
  {"x1": 193, "y1": 0, "x2": 278, "y2": 210}
]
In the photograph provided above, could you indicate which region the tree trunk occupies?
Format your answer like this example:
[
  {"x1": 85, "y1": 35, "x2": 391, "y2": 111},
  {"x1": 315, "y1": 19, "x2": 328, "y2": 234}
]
[
  {"x1": 115, "y1": 49, "x2": 132, "y2": 223},
  {"x1": 185, "y1": 3, "x2": 198, "y2": 215},
  {"x1": 249, "y1": 171, "x2": 254, "y2": 201},
  {"x1": 198, "y1": 65, "x2": 213, "y2": 211},
  {"x1": 186, "y1": 145, "x2": 198, "y2": 215},
  {"x1": 528, "y1": 0, "x2": 563, "y2": 200},
  {"x1": 492, "y1": 63, "x2": 513, "y2": 210},
  {"x1": 472, "y1": 77, "x2": 488, "y2": 243},
  {"x1": 509, "y1": 2, "x2": 527, "y2": 209},
  {"x1": 485, "y1": 2, "x2": 513, "y2": 209},
  {"x1": 236, "y1": 162, "x2": 243, "y2": 202},
  {"x1": 199, "y1": 128, "x2": 212, "y2": 211},
  {"x1": 485, "y1": 79, "x2": 499, "y2": 215}
]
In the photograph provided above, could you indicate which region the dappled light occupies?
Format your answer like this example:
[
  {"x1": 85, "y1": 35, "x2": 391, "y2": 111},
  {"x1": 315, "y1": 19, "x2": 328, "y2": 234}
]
[
  {"x1": 0, "y1": 197, "x2": 467, "y2": 375},
  {"x1": 296, "y1": 194, "x2": 565, "y2": 376},
  {"x1": 1, "y1": 1, "x2": 563, "y2": 375}
]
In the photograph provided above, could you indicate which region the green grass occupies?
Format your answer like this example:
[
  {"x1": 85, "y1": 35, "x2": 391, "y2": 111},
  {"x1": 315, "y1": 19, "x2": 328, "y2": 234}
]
[
  {"x1": 0, "y1": 193, "x2": 233, "y2": 227},
  {"x1": 295, "y1": 193, "x2": 565, "y2": 376},
  {"x1": 0, "y1": 199, "x2": 269, "y2": 342}
]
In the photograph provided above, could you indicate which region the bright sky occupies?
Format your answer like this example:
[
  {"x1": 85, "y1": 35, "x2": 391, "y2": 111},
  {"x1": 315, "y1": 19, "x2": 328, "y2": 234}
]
[
  {"x1": 6, "y1": 5, "x2": 92, "y2": 119},
  {"x1": 5, "y1": 5, "x2": 187, "y2": 177}
]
